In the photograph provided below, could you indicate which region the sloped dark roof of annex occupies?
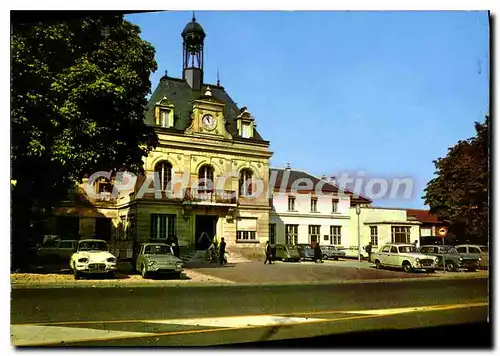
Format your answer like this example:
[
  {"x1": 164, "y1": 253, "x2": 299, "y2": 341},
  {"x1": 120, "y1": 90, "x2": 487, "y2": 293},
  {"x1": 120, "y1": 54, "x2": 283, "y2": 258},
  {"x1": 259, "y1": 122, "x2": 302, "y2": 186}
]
[
  {"x1": 270, "y1": 168, "x2": 372, "y2": 204},
  {"x1": 145, "y1": 75, "x2": 267, "y2": 142}
]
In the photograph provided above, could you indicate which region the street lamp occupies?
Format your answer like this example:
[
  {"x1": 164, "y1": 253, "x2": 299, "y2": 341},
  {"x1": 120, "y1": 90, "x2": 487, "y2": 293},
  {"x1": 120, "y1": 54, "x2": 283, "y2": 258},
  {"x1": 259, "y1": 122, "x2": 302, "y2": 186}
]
[{"x1": 356, "y1": 204, "x2": 361, "y2": 263}]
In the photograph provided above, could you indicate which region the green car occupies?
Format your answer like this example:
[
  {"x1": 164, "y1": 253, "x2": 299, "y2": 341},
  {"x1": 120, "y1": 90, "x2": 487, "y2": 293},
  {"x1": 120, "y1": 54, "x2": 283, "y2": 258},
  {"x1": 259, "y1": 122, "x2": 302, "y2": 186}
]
[
  {"x1": 134, "y1": 243, "x2": 183, "y2": 279},
  {"x1": 419, "y1": 245, "x2": 479, "y2": 272},
  {"x1": 271, "y1": 244, "x2": 301, "y2": 262}
]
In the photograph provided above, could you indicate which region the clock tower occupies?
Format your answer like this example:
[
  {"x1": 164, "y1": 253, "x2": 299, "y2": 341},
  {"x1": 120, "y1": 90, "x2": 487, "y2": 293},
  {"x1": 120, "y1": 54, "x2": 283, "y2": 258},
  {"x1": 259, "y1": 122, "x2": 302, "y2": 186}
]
[
  {"x1": 182, "y1": 14, "x2": 205, "y2": 91},
  {"x1": 185, "y1": 86, "x2": 233, "y2": 139}
]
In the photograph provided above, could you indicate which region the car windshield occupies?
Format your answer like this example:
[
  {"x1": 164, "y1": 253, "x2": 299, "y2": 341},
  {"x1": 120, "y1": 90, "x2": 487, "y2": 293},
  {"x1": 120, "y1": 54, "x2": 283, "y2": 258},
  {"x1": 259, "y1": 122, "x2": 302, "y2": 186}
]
[
  {"x1": 79, "y1": 241, "x2": 107, "y2": 251},
  {"x1": 144, "y1": 245, "x2": 172, "y2": 255},
  {"x1": 398, "y1": 246, "x2": 417, "y2": 253}
]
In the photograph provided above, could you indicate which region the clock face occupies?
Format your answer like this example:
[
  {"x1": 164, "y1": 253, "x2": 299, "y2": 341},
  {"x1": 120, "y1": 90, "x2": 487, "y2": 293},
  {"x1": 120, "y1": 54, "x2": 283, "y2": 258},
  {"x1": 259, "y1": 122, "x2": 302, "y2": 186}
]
[{"x1": 202, "y1": 114, "x2": 216, "y2": 130}]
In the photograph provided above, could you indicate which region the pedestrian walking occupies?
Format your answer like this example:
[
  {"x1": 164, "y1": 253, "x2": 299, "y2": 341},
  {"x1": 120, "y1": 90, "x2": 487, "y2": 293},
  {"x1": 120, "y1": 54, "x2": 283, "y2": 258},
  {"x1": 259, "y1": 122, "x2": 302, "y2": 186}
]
[
  {"x1": 314, "y1": 241, "x2": 323, "y2": 263},
  {"x1": 365, "y1": 242, "x2": 373, "y2": 263},
  {"x1": 264, "y1": 241, "x2": 273, "y2": 264},
  {"x1": 219, "y1": 237, "x2": 226, "y2": 265}
]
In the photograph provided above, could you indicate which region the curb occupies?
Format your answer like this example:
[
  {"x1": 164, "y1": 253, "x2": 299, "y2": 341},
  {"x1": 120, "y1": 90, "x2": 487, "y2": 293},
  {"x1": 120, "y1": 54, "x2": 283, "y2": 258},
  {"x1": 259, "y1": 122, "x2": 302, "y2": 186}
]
[{"x1": 11, "y1": 274, "x2": 488, "y2": 290}]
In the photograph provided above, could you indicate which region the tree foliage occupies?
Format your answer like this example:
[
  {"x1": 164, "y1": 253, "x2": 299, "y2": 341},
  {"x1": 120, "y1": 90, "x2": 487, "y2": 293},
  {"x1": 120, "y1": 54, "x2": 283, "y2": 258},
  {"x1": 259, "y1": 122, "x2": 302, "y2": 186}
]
[
  {"x1": 11, "y1": 14, "x2": 159, "y2": 267},
  {"x1": 423, "y1": 116, "x2": 489, "y2": 244}
]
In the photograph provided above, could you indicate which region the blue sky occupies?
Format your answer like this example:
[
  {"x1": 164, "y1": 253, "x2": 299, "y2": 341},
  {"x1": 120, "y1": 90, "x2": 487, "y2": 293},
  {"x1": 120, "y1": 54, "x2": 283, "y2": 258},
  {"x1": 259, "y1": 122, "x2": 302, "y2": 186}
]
[{"x1": 125, "y1": 11, "x2": 490, "y2": 209}]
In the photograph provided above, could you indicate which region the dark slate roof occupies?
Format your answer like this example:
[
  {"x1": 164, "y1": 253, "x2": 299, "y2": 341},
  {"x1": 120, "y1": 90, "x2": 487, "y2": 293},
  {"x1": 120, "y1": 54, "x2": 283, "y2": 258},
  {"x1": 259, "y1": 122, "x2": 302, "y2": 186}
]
[
  {"x1": 145, "y1": 76, "x2": 266, "y2": 142},
  {"x1": 270, "y1": 168, "x2": 372, "y2": 205}
]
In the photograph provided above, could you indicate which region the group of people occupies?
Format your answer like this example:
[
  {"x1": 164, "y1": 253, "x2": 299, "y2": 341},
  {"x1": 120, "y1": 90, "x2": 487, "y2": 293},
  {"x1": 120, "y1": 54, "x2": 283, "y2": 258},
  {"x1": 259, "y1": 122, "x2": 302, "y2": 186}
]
[{"x1": 207, "y1": 237, "x2": 227, "y2": 265}]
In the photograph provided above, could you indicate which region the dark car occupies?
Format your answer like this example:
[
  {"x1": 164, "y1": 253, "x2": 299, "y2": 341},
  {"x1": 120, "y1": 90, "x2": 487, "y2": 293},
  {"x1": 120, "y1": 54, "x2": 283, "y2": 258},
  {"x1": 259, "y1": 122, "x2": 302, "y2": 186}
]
[
  {"x1": 36, "y1": 239, "x2": 78, "y2": 264},
  {"x1": 296, "y1": 244, "x2": 315, "y2": 261},
  {"x1": 321, "y1": 245, "x2": 346, "y2": 260},
  {"x1": 420, "y1": 245, "x2": 479, "y2": 272}
]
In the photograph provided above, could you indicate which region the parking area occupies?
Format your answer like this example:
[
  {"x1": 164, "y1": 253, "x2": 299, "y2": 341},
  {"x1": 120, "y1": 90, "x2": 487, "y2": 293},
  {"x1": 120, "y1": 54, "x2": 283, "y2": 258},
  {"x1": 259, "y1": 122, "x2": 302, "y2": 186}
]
[{"x1": 12, "y1": 257, "x2": 487, "y2": 288}]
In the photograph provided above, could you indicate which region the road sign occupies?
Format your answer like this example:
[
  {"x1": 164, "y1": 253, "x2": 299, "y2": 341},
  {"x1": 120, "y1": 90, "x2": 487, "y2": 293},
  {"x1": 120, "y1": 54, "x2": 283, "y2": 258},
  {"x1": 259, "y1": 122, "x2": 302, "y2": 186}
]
[
  {"x1": 437, "y1": 226, "x2": 449, "y2": 273},
  {"x1": 437, "y1": 227, "x2": 448, "y2": 238}
]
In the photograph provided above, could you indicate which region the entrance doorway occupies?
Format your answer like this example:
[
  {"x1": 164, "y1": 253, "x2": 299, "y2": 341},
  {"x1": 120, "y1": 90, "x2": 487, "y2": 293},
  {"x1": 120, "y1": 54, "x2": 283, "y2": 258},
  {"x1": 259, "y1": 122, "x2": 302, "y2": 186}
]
[{"x1": 195, "y1": 215, "x2": 218, "y2": 250}]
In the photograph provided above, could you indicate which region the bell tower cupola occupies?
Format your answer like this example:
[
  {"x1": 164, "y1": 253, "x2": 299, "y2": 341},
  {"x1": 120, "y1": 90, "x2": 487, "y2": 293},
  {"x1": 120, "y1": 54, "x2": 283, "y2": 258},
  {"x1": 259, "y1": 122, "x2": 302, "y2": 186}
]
[{"x1": 182, "y1": 13, "x2": 206, "y2": 91}]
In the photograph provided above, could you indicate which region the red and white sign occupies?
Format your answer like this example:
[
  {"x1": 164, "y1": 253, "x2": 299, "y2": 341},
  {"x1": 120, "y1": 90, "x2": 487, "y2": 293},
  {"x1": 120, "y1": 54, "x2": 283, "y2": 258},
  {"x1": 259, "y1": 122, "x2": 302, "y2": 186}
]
[{"x1": 437, "y1": 227, "x2": 448, "y2": 238}]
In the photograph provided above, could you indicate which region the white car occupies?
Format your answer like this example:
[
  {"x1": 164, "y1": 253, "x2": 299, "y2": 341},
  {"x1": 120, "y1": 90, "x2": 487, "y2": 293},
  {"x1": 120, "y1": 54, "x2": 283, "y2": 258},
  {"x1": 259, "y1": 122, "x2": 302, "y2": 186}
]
[
  {"x1": 373, "y1": 243, "x2": 439, "y2": 273},
  {"x1": 70, "y1": 239, "x2": 117, "y2": 280},
  {"x1": 342, "y1": 246, "x2": 369, "y2": 259}
]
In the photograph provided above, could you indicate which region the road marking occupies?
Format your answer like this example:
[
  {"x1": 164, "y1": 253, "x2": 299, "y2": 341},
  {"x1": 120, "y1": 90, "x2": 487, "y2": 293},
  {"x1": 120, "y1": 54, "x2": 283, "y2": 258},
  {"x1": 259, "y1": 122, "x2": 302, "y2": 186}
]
[
  {"x1": 12, "y1": 301, "x2": 488, "y2": 327},
  {"x1": 347, "y1": 302, "x2": 488, "y2": 315},
  {"x1": 11, "y1": 325, "x2": 154, "y2": 347},
  {"x1": 145, "y1": 315, "x2": 327, "y2": 328},
  {"x1": 11, "y1": 301, "x2": 488, "y2": 346}
]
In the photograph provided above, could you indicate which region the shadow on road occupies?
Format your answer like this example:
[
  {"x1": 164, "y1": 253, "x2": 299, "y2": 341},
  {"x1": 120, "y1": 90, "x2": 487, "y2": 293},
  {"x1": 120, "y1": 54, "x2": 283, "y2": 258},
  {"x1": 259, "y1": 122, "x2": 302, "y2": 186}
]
[
  {"x1": 217, "y1": 322, "x2": 492, "y2": 348},
  {"x1": 183, "y1": 263, "x2": 236, "y2": 270}
]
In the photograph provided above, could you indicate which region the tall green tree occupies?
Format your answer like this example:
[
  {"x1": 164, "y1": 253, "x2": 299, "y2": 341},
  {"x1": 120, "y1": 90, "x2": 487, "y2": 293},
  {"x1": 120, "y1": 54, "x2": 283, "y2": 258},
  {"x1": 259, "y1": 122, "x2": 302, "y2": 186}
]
[
  {"x1": 423, "y1": 116, "x2": 489, "y2": 245},
  {"x1": 11, "y1": 14, "x2": 158, "y2": 269}
]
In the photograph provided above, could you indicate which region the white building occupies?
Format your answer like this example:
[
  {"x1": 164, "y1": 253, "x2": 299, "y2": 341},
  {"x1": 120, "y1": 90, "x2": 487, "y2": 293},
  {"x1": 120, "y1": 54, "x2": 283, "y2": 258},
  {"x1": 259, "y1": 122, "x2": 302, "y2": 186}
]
[
  {"x1": 349, "y1": 207, "x2": 421, "y2": 252},
  {"x1": 269, "y1": 167, "x2": 370, "y2": 246},
  {"x1": 269, "y1": 166, "x2": 424, "y2": 253}
]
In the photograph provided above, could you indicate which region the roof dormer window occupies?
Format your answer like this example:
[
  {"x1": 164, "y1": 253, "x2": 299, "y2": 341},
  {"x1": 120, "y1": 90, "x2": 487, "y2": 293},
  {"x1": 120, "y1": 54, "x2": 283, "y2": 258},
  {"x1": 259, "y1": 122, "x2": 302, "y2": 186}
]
[
  {"x1": 155, "y1": 97, "x2": 175, "y2": 128},
  {"x1": 236, "y1": 107, "x2": 254, "y2": 139}
]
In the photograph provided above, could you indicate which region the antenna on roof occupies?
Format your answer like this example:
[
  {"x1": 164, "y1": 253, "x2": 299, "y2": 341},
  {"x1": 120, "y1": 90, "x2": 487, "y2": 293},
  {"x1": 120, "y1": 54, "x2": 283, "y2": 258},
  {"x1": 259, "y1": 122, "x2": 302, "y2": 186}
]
[
  {"x1": 192, "y1": 11, "x2": 196, "y2": 21},
  {"x1": 217, "y1": 67, "x2": 220, "y2": 87}
]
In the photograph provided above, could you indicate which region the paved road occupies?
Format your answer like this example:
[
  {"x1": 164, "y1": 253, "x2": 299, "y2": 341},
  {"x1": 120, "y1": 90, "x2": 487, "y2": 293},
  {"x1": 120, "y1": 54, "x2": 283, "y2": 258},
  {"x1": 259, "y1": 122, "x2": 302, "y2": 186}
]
[
  {"x1": 11, "y1": 278, "x2": 489, "y2": 347},
  {"x1": 183, "y1": 260, "x2": 485, "y2": 284}
]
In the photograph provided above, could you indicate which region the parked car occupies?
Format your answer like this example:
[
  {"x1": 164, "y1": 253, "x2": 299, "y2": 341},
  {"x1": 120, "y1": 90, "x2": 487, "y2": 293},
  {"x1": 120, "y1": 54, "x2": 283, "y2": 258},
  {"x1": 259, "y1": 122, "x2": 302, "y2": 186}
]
[
  {"x1": 135, "y1": 243, "x2": 183, "y2": 279},
  {"x1": 296, "y1": 244, "x2": 315, "y2": 261},
  {"x1": 321, "y1": 245, "x2": 346, "y2": 260},
  {"x1": 70, "y1": 239, "x2": 117, "y2": 280},
  {"x1": 455, "y1": 244, "x2": 488, "y2": 268},
  {"x1": 271, "y1": 244, "x2": 301, "y2": 262},
  {"x1": 342, "y1": 246, "x2": 369, "y2": 259},
  {"x1": 36, "y1": 239, "x2": 77, "y2": 263},
  {"x1": 373, "y1": 243, "x2": 439, "y2": 273},
  {"x1": 420, "y1": 245, "x2": 479, "y2": 272}
]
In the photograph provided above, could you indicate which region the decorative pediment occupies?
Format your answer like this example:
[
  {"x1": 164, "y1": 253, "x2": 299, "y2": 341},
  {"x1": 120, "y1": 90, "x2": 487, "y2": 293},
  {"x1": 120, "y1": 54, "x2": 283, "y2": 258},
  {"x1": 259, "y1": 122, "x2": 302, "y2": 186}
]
[{"x1": 237, "y1": 107, "x2": 253, "y2": 121}]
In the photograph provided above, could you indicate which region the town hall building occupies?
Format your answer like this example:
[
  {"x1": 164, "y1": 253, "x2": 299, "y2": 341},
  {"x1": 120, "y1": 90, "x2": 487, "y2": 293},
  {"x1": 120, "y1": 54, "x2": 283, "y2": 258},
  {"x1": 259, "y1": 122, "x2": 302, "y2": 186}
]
[{"x1": 49, "y1": 16, "x2": 272, "y2": 259}]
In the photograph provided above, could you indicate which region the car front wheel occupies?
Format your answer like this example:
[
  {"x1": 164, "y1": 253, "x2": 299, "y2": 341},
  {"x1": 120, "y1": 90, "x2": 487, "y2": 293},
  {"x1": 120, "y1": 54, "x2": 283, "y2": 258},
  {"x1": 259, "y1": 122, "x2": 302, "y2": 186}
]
[
  {"x1": 375, "y1": 260, "x2": 382, "y2": 269},
  {"x1": 445, "y1": 261, "x2": 457, "y2": 272},
  {"x1": 403, "y1": 262, "x2": 413, "y2": 273},
  {"x1": 74, "y1": 270, "x2": 81, "y2": 280}
]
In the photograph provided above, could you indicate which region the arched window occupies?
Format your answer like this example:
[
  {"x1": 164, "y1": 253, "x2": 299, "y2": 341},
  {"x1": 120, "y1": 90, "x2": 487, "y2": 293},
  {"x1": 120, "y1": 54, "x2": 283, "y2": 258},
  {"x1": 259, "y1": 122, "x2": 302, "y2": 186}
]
[
  {"x1": 198, "y1": 165, "x2": 214, "y2": 191},
  {"x1": 239, "y1": 169, "x2": 253, "y2": 196},
  {"x1": 155, "y1": 161, "x2": 173, "y2": 191}
]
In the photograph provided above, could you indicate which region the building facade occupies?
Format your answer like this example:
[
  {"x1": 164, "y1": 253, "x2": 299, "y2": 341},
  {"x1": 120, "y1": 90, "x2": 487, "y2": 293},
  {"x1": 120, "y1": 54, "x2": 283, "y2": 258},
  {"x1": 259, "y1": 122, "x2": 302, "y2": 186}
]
[
  {"x1": 269, "y1": 167, "x2": 370, "y2": 247},
  {"x1": 49, "y1": 16, "x2": 272, "y2": 258},
  {"x1": 349, "y1": 207, "x2": 421, "y2": 251}
]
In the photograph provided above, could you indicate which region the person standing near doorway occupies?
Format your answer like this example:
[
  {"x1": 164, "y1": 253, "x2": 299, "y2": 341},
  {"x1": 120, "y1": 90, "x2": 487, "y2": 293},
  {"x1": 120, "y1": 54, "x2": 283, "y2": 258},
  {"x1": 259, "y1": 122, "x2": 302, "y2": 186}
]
[{"x1": 219, "y1": 237, "x2": 226, "y2": 265}]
